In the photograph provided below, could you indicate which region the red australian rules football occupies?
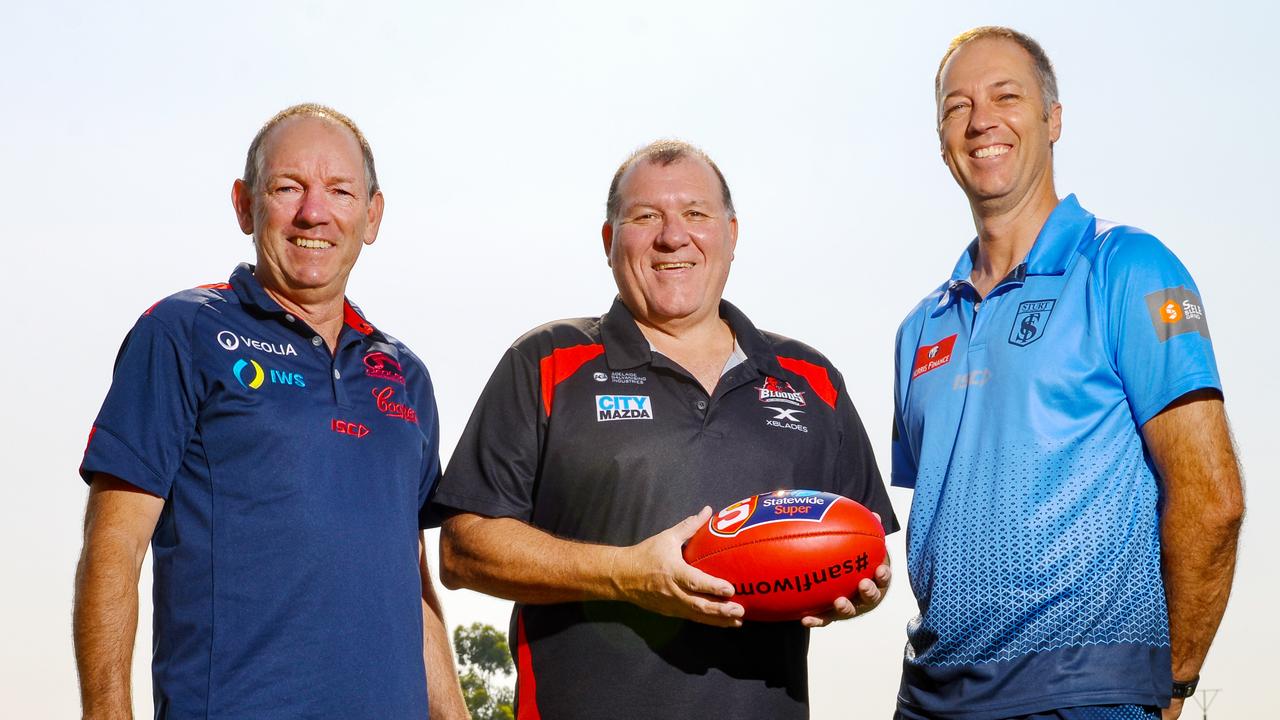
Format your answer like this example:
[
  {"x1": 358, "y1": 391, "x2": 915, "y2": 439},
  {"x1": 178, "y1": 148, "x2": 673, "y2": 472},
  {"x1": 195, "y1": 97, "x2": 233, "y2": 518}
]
[{"x1": 682, "y1": 489, "x2": 886, "y2": 622}]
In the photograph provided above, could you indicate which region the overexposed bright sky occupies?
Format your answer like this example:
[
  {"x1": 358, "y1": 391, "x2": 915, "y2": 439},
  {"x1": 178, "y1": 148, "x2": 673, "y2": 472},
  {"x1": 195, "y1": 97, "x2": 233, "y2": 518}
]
[{"x1": 2, "y1": 1, "x2": 1274, "y2": 717}]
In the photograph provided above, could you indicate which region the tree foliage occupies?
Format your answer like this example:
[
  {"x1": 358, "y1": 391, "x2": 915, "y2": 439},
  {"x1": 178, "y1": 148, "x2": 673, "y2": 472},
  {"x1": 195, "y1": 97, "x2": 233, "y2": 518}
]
[{"x1": 454, "y1": 623, "x2": 515, "y2": 720}]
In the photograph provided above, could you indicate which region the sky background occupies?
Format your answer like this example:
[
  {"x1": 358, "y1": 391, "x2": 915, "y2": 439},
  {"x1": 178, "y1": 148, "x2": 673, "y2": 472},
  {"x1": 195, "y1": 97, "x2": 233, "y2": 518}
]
[{"x1": 1, "y1": 1, "x2": 1274, "y2": 717}]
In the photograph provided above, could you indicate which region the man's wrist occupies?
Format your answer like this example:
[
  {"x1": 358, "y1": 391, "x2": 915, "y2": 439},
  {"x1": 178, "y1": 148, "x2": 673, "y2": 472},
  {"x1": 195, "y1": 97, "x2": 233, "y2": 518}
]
[{"x1": 1171, "y1": 675, "x2": 1199, "y2": 699}]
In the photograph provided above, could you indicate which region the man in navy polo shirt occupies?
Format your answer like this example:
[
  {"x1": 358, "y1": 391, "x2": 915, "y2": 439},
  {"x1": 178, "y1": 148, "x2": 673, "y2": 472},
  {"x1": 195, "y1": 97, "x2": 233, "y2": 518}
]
[
  {"x1": 430, "y1": 140, "x2": 898, "y2": 719},
  {"x1": 73, "y1": 104, "x2": 467, "y2": 719},
  {"x1": 890, "y1": 27, "x2": 1244, "y2": 720}
]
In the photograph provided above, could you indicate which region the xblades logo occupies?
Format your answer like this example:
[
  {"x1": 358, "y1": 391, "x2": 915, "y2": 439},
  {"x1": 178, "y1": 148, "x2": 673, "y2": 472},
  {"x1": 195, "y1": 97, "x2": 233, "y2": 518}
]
[{"x1": 767, "y1": 407, "x2": 804, "y2": 422}]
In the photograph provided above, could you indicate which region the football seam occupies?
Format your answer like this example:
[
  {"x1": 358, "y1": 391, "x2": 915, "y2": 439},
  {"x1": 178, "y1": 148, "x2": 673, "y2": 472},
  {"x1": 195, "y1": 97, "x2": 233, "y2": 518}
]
[{"x1": 685, "y1": 529, "x2": 884, "y2": 565}]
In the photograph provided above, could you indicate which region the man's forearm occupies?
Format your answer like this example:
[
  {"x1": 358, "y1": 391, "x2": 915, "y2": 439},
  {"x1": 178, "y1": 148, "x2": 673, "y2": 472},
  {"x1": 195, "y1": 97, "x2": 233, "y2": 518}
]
[
  {"x1": 74, "y1": 535, "x2": 142, "y2": 719},
  {"x1": 420, "y1": 539, "x2": 468, "y2": 720},
  {"x1": 1145, "y1": 395, "x2": 1245, "y2": 681},
  {"x1": 75, "y1": 475, "x2": 164, "y2": 720},
  {"x1": 1161, "y1": 474, "x2": 1243, "y2": 679},
  {"x1": 439, "y1": 514, "x2": 620, "y2": 604}
]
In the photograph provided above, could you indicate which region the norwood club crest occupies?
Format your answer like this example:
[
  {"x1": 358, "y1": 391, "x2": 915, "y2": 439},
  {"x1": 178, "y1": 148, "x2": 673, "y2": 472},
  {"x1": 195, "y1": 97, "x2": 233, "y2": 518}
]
[
  {"x1": 1009, "y1": 299, "x2": 1056, "y2": 347},
  {"x1": 757, "y1": 377, "x2": 806, "y2": 406},
  {"x1": 912, "y1": 334, "x2": 958, "y2": 379},
  {"x1": 363, "y1": 351, "x2": 405, "y2": 384}
]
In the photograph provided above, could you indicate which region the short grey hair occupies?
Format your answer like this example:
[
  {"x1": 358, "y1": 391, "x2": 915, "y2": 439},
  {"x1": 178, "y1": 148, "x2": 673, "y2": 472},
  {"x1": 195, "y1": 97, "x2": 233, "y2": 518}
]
[
  {"x1": 243, "y1": 103, "x2": 379, "y2": 196},
  {"x1": 605, "y1": 139, "x2": 735, "y2": 224},
  {"x1": 935, "y1": 26, "x2": 1059, "y2": 117}
]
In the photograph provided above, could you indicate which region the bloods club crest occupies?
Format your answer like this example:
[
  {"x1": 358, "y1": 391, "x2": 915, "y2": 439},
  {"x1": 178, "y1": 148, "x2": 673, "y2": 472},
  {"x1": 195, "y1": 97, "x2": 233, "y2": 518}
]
[
  {"x1": 757, "y1": 377, "x2": 806, "y2": 406},
  {"x1": 1009, "y1": 299, "x2": 1056, "y2": 347}
]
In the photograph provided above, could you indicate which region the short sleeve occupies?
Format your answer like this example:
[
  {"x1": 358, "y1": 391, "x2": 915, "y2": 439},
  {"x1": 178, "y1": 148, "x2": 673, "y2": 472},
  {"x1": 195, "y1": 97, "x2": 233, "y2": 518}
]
[
  {"x1": 429, "y1": 347, "x2": 542, "y2": 521},
  {"x1": 80, "y1": 313, "x2": 200, "y2": 497},
  {"x1": 890, "y1": 324, "x2": 918, "y2": 489},
  {"x1": 414, "y1": 366, "x2": 443, "y2": 529},
  {"x1": 1099, "y1": 231, "x2": 1222, "y2": 426},
  {"x1": 833, "y1": 376, "x2": 900, "y2": 535}
]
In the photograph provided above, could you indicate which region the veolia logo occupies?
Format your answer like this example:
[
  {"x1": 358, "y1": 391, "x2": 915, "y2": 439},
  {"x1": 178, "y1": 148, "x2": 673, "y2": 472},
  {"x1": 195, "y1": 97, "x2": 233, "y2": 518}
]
[
  {"x1": 232, "y1": 358, "x2": 265, "y2": 390},
  {"x1": 217, "y1": 330, "x2": 240, "y2": 351}
]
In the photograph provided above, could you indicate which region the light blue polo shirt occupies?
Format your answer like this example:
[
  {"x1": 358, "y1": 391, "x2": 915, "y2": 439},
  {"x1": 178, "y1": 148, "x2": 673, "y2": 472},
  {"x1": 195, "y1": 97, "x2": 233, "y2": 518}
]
[{"x1": 891, "y1": 195, "x2": 1220, "y2": 718}]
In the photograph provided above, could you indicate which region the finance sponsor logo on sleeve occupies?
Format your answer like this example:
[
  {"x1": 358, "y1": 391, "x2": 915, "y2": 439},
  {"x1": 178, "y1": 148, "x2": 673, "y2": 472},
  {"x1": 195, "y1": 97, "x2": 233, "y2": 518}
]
[
  {"x1": 217, "y1": 329, "x2": 297, "y2": 356},
  {"x1": 1008, "y1": 299, "x2": 1056, "y2": 347},
  {"x1": 363, "y1": 351, "x2": 405, "y2": 384},
  {"x1": 1145, "y1": 287, "x2": 1211, "y2": 341},
  {"x1": 912, "y1": 334, "x2": 958, "y2": 379},
  {"x1": 372, "y1": 386, "x2": 418, "y2": 423},
  {"x1": 710, "y1": 490, "x2": 837, "y2": 538},
  {"x1": 595, "y1": 395, "x2": 652, "y2": 421}
]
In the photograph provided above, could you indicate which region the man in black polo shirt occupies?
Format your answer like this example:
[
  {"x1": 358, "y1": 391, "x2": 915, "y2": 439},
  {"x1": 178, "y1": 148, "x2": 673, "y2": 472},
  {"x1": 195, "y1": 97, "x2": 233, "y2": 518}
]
[{"x1": 432, "y1": 140, "x2": 898, "y2": 719}]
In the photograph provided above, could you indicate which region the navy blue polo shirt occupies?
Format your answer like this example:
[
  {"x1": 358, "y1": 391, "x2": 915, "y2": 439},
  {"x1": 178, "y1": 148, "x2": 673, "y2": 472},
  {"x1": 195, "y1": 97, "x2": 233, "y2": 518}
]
[
  {"x1": 80, "y1": 264, "x2": 440, "y2": 719},
  {"x1": 432, "y1": 297, "x2": 898, "y2": 720}
]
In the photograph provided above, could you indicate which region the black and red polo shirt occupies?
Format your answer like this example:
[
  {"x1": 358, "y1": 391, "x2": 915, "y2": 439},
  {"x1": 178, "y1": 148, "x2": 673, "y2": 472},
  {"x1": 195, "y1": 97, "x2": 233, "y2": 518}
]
[{"x1": 431, "y1": 297, "x2": 898, "y2": 720}]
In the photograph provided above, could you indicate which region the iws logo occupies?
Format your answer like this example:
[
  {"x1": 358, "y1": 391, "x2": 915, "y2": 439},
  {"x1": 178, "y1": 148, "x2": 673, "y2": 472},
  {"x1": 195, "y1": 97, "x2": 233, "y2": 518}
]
[
  {"x1": 232, "y1": 359, "x2": 306, "y2": 390},
  {"x1": 757, "y1": 377, "x2": 806, "y2": 406},
  {"x1": 373, "y1": 386, "x2": 418, "y2": 423},
  {"x1": 912, "y1": 334, "x2": 958, "y2": 379},
  {"x1": 232, "y1": 359, "x2": 264, "y2": 389},
  {"x1": 217, "y1": 330, "x2": 297, "y2": 356},
  {"x1": 1009, "y1": 299, "x2": 1056, "y2": 347},
  {"x1": 595, "y1": 395, "x2": 652, "y2": 421},
  {"x1": 1145, "y1": 287, "x2": 1211, "y2": 341},
  {"x1": 363, "y1": 351, "x2": 405, "y2": 384}
]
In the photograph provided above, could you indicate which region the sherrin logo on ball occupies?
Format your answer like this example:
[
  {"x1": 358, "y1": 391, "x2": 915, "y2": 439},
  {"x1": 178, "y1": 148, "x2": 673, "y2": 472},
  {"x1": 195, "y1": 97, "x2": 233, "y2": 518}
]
[{"x1": 683, "y1": 489, "x2": 886, "y2": 622}]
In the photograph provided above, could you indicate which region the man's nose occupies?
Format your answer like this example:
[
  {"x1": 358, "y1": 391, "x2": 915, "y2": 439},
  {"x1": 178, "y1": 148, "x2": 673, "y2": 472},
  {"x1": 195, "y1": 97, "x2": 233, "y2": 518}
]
[
  {"x1": 655, "y1": 214, "x2": 691, "y2": 251},
  {"x1": 294, "y1": 189, "x2": 332, "y2": 227},
  {"x1": 967, "y1": 100, "x2": 999, "y2": 136}
]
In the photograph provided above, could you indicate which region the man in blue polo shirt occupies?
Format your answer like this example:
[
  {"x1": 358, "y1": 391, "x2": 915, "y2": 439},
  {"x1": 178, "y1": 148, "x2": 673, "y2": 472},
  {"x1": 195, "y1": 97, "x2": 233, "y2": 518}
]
[
  {"x1": 891, "y1": 27, "x2": 1244, "y2": 720},
  {"x1": 73, "y1": 105, "x2": 467, "y2": 719}
]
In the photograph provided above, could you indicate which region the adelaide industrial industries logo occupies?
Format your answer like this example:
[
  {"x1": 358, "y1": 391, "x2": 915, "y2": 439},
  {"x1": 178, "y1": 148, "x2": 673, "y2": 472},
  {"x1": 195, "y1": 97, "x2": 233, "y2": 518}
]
[{"x1": 595, "y1": 395, "x2": 652, "y2": 421}]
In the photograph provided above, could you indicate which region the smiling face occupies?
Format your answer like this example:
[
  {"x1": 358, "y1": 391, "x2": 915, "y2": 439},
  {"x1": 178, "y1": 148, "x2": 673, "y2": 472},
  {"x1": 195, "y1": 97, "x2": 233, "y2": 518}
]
[
  {"x1": 602, "y1": 157, "x2": 738, "y2": 331},
  {"x1": 232, "y1": 115, "x2": 384, "y2": 306},
  {"x1": 937, "y1": 36, "x2": 1062, "y2": 216}
]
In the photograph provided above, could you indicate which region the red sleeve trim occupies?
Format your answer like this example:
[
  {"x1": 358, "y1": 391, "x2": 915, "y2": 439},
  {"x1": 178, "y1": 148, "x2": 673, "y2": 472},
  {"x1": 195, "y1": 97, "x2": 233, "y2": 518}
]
[
  {"x1": 343, "y1": 300, "x2": 376, "y2": 336},
  {"x1": 776, "y1": 355, "x2": 838, "y2": 408},
  {"x1": 538, "y1": 344, "x2": 605, "y2": 416},
  {"x1": 196, "y1": 282, "x2": 232, "y2": 290},
  {"x1": 515, "y1": 608, "x2": 542, "y2": 720}
]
